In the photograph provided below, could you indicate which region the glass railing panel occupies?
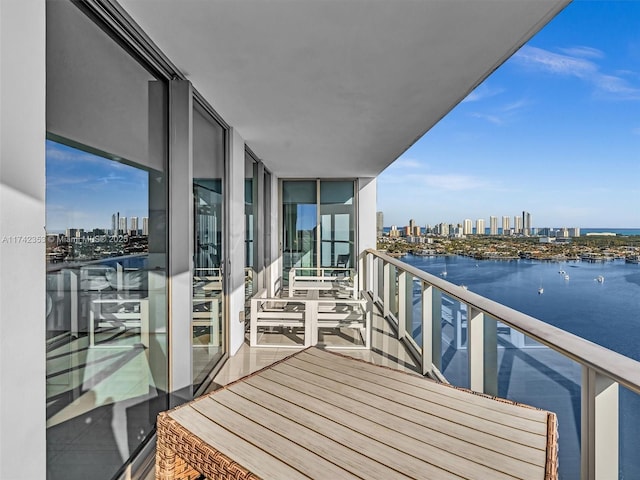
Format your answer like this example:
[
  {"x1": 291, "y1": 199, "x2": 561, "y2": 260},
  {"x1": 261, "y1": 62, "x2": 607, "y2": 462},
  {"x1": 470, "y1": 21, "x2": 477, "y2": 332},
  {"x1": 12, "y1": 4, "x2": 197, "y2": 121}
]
[
  {"x1": 499, "y1": 332, "x2": 581, "y2": 480},
  {"x1": 376, "y1": 257, "x2": 384, "y2": 303},
  {"x1": 621, "y1": 386, "x2": 640, "y2": 478},
  {"x1": 410, "y1": 278, "x2": 422, "y2": 347},
  {"x1": 390, "y1": 265, "x2": 399, "y2": 319},
  {"x1": 439, "y1": 294, "x2": 469, "y2": 389}
]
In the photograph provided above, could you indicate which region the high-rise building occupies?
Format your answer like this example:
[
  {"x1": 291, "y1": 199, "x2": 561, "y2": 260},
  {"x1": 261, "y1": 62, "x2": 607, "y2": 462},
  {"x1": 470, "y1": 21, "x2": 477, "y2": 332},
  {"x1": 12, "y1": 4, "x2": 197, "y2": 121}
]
[
  {"x1": 476, "y1": 218, "x2": 485, "y2": 235},
  {"x1": 412, "y1": 226, "x2": 421, "y2": 236},
  {"x1": 142, "y1": 217, "x2": 149, "y2": 236},
  {"x1": 523, "y1": 211, "x2": 531, "y2": 236},
  {"x1": 463, "y1": 219, "x2": 473, "y2": 235},
  {"x1": 409, "y1": 219, "x2": 415, "y2": 231},
  {"x1": 119, "y1": 216, "x2": 128, "y2": 234},
  {"x1": 502, "y1": 216, "x2": 510, "y2": 235},
  {"x1": 514, "y1": 215, "x2": 522, "y2": 235},
  {"x1": 130, "y1": 216, "x2": 139, "y2": 235},
  {"x1": 111, "y1": 214, "x2": 116, "y2": 235},
  {"x1": 376, "y1": 211, "x2": 384, "y2": 237},
  {"x1": 489, "y1": 216, "x2": 498, "y2": 235}
]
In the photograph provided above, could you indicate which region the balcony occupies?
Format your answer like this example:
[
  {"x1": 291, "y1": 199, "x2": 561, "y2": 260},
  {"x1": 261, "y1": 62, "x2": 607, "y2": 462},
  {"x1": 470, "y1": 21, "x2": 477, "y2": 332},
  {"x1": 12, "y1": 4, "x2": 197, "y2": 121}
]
[{"x1": 144, "y1": 249, "x2": 640, "y2": 479}]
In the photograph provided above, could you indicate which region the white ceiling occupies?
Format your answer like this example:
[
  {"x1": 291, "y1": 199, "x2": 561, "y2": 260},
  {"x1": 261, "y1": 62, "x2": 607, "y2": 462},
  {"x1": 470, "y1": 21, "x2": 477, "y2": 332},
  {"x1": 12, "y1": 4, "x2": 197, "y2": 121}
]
[{"x1": 120, "y1": 0, "x2": 569, "y2": 178}]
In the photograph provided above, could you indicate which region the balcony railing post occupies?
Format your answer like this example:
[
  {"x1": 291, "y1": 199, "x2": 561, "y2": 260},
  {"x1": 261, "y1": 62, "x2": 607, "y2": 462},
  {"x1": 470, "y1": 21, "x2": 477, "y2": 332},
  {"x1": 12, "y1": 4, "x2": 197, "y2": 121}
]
[
  {"x1": 431, "y1": 286, "x2": 442, "y2": 372},
  {"x1": 581, "y1": 367, "x2": 619, "y2": 480},
  {"x1": 421, "y1": 283, "x2": 435, "y2": 376},
  {"x1": 467, "y1": 307, "x2": 497, "y2": 395}
]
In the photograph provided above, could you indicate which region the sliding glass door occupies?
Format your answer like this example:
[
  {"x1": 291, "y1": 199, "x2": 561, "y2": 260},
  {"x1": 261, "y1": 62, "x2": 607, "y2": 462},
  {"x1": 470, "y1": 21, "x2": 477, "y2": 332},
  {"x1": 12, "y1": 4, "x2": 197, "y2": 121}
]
[
  {"x1": 192, "y1": 102, "x2": 226, "y2": 388},
  {"x1": 46, "y1": 2, "x2": 168, "y2": 478},
  {"x1": 282, "y1": 181, "x2": 318, "y2": 281},
  {"x1": 282, "y1": 180, "x2": 355, "y2": 282},
  {"x1": 320, "y1": 181, "x2": 355, "y2": 269}
]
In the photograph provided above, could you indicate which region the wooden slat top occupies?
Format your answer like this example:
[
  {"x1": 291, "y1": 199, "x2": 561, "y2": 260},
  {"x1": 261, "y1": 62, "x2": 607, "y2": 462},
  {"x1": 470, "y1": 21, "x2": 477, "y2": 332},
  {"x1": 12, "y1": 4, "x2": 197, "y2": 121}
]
[{"x1": 166, "y1": 347, "x2": 556, "y2": 479}]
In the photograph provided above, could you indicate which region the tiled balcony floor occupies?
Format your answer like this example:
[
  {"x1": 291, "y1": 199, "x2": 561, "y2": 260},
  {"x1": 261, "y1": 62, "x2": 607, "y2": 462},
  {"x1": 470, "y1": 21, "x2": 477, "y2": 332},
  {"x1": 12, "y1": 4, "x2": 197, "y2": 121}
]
[{"x1": 209, "y1": 304, "x2": 421, "y2": 390}]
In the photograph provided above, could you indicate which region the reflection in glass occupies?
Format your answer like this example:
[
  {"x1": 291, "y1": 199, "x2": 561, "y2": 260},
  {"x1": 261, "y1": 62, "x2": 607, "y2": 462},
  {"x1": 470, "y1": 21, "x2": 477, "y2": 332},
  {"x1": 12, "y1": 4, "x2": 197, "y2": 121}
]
[
  {"x1": 45, "y1": 142, "x2": 168, "y2": 480},
  {"x1": 192, "y1": 102, "x2": 225, "y2": 388},
  {"x1": 282, "y1": 181, "x2": 317, "y2": 282},
  {"x1": 192, "y1": 180, "x2": 223, "y2": 386},
  {"x1": 245, "y1": 153, "x2": 257, "y2": 301},
  {"x1": 320, "y1": 181, "x2": 354, "y2": 270}
]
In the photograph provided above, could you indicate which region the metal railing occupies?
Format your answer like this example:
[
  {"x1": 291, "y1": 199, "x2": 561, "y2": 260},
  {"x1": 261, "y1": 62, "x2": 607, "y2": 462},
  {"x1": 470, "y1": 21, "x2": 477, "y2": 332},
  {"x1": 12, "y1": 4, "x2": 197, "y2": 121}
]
[{"x1": 361, "y1": 249, "x2": 640, "y2": 480}]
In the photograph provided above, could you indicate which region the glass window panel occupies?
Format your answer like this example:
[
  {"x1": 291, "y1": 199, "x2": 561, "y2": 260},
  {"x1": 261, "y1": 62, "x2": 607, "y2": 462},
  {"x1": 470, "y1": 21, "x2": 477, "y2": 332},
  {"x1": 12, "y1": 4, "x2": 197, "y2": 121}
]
[
  {"x1": 283, "y1": 180, "x2": 316, "y2": 204},
  {"x1": 320, "y1": 181, "x2": 354, "y2": 204},
  {"x1": 192, "y1": 103, "x2": 226, "y2": 389},
  {"x1": 282, "y1": 181, "x2": 317, "y2": 281},
  {"x1": 45, "y1": 3, "x2": 168, "y2": 479},
  {"x1": 319, "y1": 181, "x2": 354, "y2": 269}
]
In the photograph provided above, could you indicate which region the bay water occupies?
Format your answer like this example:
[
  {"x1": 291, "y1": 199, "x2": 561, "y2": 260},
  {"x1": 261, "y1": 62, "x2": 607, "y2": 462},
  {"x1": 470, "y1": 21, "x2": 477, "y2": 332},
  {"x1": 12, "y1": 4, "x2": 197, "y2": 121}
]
[{"x1": 401, "y1": 253, "x2": 640, "y2": 479}]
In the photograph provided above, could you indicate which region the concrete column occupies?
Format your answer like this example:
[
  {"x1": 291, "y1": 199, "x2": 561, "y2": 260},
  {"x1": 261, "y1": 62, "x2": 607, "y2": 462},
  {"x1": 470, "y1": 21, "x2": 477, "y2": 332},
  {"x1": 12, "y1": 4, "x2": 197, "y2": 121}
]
[
  {"x1": 0, "y1": 1, "x2": 47, "y2": 478},
  {"x1": 358, "y1": 177, "x2": 376, "y2": 252},
  {"x1": 168, "y1": 80, "x2": 194, "y2": 405},
  {"x1": 228, "y1": 128, "x2": 246, "y2": 354},
  {"x1": 268, "y1": 172, "x2": 280, "y2": 296}
]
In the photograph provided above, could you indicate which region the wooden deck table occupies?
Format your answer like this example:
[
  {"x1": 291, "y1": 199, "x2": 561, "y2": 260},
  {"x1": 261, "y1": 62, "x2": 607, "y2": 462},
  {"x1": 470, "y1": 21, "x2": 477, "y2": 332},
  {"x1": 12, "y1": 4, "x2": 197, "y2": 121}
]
[{"x1": 156, "y1": 347, "x2": 557, "y2": 479}]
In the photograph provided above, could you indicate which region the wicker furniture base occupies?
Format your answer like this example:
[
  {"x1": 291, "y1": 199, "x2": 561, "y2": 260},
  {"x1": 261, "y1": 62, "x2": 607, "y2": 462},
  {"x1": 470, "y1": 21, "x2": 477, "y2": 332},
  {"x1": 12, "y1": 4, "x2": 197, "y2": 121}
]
[{"x1": 156, "y1": 413, "x2": 259, "y2": 480}]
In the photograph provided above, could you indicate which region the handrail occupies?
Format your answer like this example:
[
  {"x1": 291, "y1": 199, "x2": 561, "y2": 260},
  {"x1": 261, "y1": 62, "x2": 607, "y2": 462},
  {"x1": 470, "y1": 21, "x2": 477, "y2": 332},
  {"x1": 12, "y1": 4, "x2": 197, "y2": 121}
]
[{"x1": 366, "y1": 248, "x2": 640, "y2": 396}]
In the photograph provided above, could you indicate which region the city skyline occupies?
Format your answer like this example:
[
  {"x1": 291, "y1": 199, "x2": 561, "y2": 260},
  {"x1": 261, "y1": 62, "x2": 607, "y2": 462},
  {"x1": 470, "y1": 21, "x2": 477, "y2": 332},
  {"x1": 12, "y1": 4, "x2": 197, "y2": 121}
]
[
  {"x1": 46, "y1": 140, "x2": 149, "y2": 232},
  {"x1": 378, "y1": 1, "x2": 640, "y2": 228}
]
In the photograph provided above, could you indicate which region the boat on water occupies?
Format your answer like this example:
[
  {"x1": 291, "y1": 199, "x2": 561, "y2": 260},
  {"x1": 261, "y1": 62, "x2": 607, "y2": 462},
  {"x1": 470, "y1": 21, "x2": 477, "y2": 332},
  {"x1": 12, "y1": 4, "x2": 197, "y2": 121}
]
[
  {"x1": 563, "y1": 274, "x2": 570, "y2": 280},
  {"x1": 538, "y1": 287, "x2": 544, "y2": 294},
  {"x1": 596, "y1": 275, "x2": 605, "y2": 283}
]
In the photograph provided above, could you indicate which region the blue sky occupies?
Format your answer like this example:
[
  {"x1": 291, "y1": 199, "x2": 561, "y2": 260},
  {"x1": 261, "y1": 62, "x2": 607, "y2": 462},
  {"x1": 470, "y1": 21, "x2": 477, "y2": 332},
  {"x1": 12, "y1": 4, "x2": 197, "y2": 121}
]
[
  {"x1": 46, "y1": 140, "x2": 149, "y2": 232},
  {"x1": 378, "y1": 1, "x2": 640, "y2": 229}
]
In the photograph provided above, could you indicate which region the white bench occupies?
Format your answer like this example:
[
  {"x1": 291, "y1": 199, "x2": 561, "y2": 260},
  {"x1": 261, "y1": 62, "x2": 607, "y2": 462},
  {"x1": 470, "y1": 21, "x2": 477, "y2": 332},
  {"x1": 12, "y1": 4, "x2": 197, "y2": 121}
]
[
  {"x1": 288, "y1": 267, "x2": 357, "y2": 298},
  {"x1": 312, "y1": 296, "x2": 371, "y2": 349},
  {"x1": 250, "y1": 290, "x2": 311, "y2": 348},
  {"x1": 89, "y1": 298, "x2": 149, "y2": 348},
  {"x1": 250, "y1": 289, "x2": 371, "y2": 349}
]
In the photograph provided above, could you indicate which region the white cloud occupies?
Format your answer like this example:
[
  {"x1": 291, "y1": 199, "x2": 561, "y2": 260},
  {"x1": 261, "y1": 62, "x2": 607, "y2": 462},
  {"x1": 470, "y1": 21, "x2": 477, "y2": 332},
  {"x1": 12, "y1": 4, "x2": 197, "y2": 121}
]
[
  {"x1": 593, "y1": 74, "x2": 640, "y2": 99},
  {"x1": 513, "y1": 45, "x2": 640, "y2": 100},
  {"x1": 470, "y1": 112, "x2": 503, "y2": 125},
  {"x1": 514, "y1": 46, "x2": 597, "y2": 78},
  {"x1": 558, "y1": 46, "x2": 605, "y2": 59},
  {"x1": 461, "y1": 84, "x2": 504, "y2": 103},
  {"x1": 392, "y1": 158, "x2": 423, "y2": 169}
]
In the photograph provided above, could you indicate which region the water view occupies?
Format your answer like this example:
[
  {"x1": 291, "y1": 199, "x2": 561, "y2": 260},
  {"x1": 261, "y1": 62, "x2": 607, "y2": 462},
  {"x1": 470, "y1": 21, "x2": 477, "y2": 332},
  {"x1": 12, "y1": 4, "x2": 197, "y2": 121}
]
[{"x1": 402, "y1": 253, "x2": 640, "y2": 479}]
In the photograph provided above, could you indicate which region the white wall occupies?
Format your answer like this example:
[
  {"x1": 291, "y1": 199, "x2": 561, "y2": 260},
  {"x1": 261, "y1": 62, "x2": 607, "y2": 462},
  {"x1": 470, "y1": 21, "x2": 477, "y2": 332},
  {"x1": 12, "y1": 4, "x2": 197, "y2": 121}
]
[
  {"x1": 0, "y1": 1, "x2": 47, "y2": 478},
  {"x1": 228, "y1": 129, "x2": 246, "y2": 354}
]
